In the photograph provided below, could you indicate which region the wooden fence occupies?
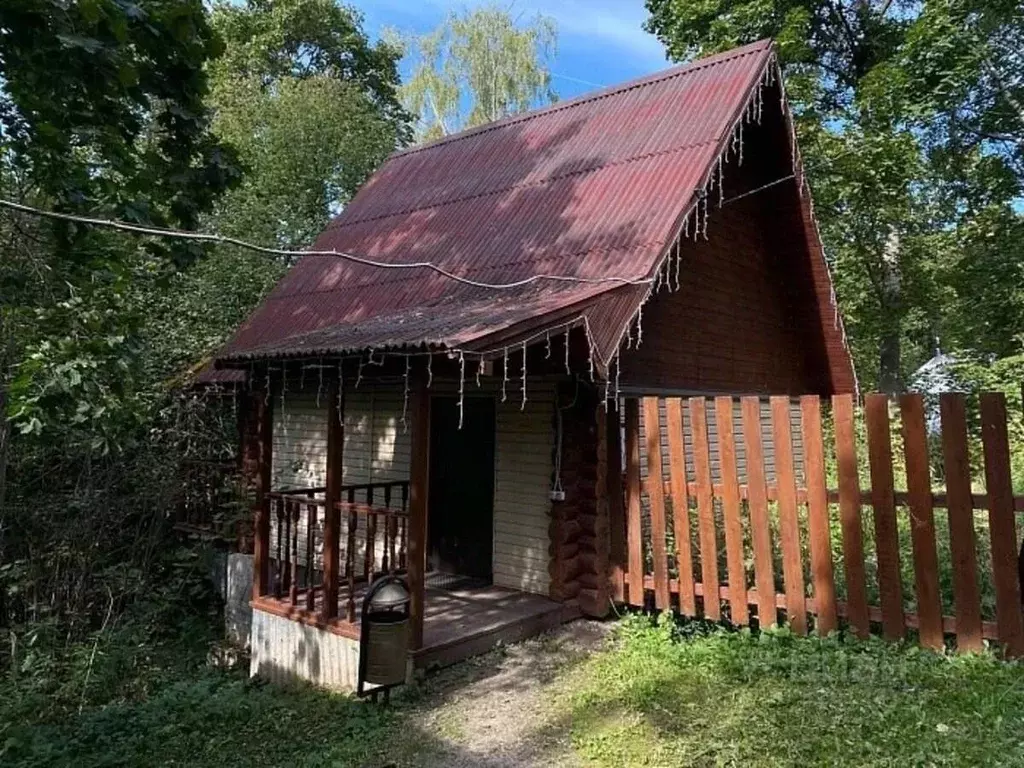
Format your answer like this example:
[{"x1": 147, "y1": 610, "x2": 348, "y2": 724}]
[{"x1": 615, "y1": 392, "x2": 1024, "y2": 656}]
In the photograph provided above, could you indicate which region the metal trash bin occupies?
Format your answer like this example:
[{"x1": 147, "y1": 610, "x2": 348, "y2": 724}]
[{"x1": 358, "y1": 575, "x2": 410, "y2": 699}]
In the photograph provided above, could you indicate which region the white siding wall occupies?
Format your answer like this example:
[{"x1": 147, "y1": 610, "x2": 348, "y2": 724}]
[
  {"x1": 271, "y1": 387, "x2": 411, "y2": 490},
  {"x1": 270, "y1": 385, "x2": 411, "y2": 573},
  {"x1": 492, "y1": 386, "x2": 554, "y2": 595},
  {"x1": 250, "y1": 608, "x2": 361, "y2": 691}
]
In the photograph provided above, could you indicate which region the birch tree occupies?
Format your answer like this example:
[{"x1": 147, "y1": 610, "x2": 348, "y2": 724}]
[{"x1": 397, "y1": 5, "x2": 557, "y2": 142}]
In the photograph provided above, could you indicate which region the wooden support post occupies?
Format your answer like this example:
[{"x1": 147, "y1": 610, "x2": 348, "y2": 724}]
[
  {"x1": 606, "y1": 405, "x2": 626, "y2": 604},
  {"x1": 322, "y1": 375, "x2": 344, "y2": 621},
  {"x1": 252, "y1": 378, "x2": 274, "y2": 598},
  {"x1": 407, "y1": 370, "x2": 431, "y2": 650}
]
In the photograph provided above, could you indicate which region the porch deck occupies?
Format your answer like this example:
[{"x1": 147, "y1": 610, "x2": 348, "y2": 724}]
[{"x1": 251, "y1": 574, "x2": 577, "y2": 671}]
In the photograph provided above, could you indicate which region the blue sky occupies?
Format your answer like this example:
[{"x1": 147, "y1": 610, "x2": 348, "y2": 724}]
[{"x1": 353, "y1": 0, "x2": 671, "y2": 100}]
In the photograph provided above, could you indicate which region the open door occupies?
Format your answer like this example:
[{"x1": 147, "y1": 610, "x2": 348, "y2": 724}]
[{"x1": 428, "y1": 396, "x2": 495, "y2": 581}]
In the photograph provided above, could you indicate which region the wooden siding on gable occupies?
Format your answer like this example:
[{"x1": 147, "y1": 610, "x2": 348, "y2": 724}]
[{"x1": 617, "y1": 120, "x2": 837, "y2": 396}]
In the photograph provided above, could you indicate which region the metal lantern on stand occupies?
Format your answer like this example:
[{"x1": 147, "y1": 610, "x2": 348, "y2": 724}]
[{"x1": 358, "y1": 575, "x2": 411, "y2": 702}]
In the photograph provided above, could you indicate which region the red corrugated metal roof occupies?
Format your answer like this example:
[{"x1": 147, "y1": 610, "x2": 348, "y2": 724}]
[{"x1": 216, "y1": 40, "x2": 783, "y2": 372}]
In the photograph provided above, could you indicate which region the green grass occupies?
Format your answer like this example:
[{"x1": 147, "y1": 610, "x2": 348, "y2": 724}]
[
  {"x1": 8, "y1": 615, "x2": 1024, "y2": 767},
  {"x1": 559, "y1": 615, "x2": 1024, "y2": 767}
]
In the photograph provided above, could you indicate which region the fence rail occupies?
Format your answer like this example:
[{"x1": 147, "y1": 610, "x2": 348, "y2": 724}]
[
  {"x1": 617, "y1": 392, "x2": 1024, "y2": 656},
  {"x1": 267, "y1": 480, "x2": 410, "y2": 620}
]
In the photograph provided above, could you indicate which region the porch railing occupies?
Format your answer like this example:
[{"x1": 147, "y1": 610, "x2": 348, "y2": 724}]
[{"x1": 266, "y1": 480, "x2": 410, "y2": 620}]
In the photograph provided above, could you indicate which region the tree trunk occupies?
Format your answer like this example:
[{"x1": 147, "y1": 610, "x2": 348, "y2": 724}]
[
  {"x1": 877, "y1": 231, "x2": 903, "y2": 394},
  {"x1": 0, "y1": 357, "x2": 9, "y2": 628}
]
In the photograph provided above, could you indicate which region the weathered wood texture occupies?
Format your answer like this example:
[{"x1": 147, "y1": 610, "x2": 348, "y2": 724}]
[
  {"x1": 407, "y1": 372, "x2": 430, "y2": 650},
  {"x1": 620, "y1": 392, "x2": 1024, "y2": 656}
]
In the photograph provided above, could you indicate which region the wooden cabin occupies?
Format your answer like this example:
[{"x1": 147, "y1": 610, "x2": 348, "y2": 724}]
[{"x1": 212, "y1": 40, "x2": 856, "y2": 691}]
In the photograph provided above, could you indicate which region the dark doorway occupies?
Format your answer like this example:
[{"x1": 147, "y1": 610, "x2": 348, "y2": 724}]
[{"x1": 428, "y1": 396, "x2": 495, "y2": 581}]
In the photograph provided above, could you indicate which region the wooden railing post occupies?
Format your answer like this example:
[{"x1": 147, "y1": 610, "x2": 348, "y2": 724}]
[
  {"x1": 346, "y1": 488, "x2": 357, "y2": 621},
  {"x1": 322, "y1": 375, "x2": 344, "y2": 621},
  {"x1": 605, "y1": 403, "x2": 626, "y2": 605},
  {"x1": 364, "y1": 486, "x2": 376, "y2": 580},
  {"x1": 305, "y1": 492, "x2": 316, "y2": 612},
  {"x1": 407, "y1": 369, "x2": 431, "y2": 650}
]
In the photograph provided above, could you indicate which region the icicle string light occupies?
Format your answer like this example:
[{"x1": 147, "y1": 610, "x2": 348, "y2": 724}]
[
  {"x1": 564, "y1": 328, "x2": 571, "y2": 374},
  {"x1": 673, "y1": 240, "x2": 682, "y2": 291},
  {"x1": 614, "y1": 351, "x2": 621, "y2": 410},
  {"x1": 476, "y1": 356, "x2": 483, "y2": 387},
  {"x1": 426, "y1": 355, "x2": 433, "y2": 388},
  {"x1": 545, "y1": 332, "x2": 551, "y2": 359},
  {"x1": 635, "y1": 303, "x2": 644, "y2": 348},
  {"x1": 501, "y1": 347, "x2": 509, "y2": 402},
  {"x1": 718, "y1": 155, "x2": 725, "y2": 207},
  {"x1": 315, "y1": 357, "x2": 324, "y2": 407},
  {"x1": 458, "y1": 352, "x2": 466, "y2": 428},
  {"x1": 520, "y1": 342, "x2": 528, "y2": 411},
  {"x1": 401, "y1": 356, "x2": 411, "y2": 432},
  {"x1": 355, "y1": 357, "x2": 364, "y2": 388},
  {"x1": 335, "y1": 360, "x2": 344, "y2": 427}
]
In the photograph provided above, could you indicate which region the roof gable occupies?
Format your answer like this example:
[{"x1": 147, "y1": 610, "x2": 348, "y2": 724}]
[{"x1": 216, "y1": 39, "x2": 853, "y2": 393}]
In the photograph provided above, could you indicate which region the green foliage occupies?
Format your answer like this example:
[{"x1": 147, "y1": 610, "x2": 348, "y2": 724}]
[
  {"x1": 395, "y1": 4, "x2": 557, "y2": 141},
  {"x1": 207, "y1": 0, "x2": 411, "y2": 247},
  {"x1": 2, "y1": 651, "x2": 399, "y2": 767},
  {"x1": 1, "y1": 2, "x2": 408, "y2": 724},
  {"x1": 643, "y1": 0, "x2": 1024, "y2": 392},
  {"x1": 0, "y1": 0, "x2": 237, "y2": 234},
  {"x1": 561, "y1": 615, "x2": 1024, "y2": 766}
]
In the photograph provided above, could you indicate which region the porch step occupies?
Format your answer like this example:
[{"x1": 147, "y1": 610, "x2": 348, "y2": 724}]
[{"x1": 413, "y1": 600, "x2": 578, "y2": 671}]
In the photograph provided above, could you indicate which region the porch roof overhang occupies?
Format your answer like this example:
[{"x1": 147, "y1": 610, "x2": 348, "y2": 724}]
[{"x1": 213, "y1": 280, "x2": 642, "y2": 375}]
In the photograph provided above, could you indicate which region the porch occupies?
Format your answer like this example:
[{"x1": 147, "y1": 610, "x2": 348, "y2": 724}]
[
  {"x1": 242, "y1": 366, "x2": 577, "y2": 689},
  {"x1": 252, "y1": 572, "x2": 573, "y2": 672}
]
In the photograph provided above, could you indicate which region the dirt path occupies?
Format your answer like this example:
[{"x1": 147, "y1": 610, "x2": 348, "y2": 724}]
[{"x1": 396, "y1": 620, "x2": 612, "y2": 768}]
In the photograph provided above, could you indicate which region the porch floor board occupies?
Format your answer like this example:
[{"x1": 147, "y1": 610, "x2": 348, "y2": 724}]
[{"x1": 251, "y1": 577, "x2": 576, "y2": 671}]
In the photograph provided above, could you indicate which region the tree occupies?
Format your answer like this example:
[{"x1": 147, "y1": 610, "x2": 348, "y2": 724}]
[
  {"x1": 397, "y1": 5, "x2": 557, "y2": 141},
  {"x1": 0, "y1": 0, "x2": 238, "y2": 450},
  {"x1": 0, "y1": 0, "x2": 239, "y2": 662},
  {"x1": 207, "y1": 0, "x2": 411, "y2": 247},
  {"x1": 643, "y1": 0, "x2": 1023, "y2": 392}
]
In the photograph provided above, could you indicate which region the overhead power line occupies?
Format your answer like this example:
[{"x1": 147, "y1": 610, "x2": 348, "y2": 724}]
[{"x1": 0, "y1": 198, "x2": 654, "y2": 291}]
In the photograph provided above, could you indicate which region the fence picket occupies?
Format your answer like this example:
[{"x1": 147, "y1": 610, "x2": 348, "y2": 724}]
[
  {"x1": 865, "y1": 394, "x2": 905, "y2": 640},
  {"x1": 833, "y1": 394, "x2": 869, "y2": 638},
  {"x1": 689, "y1": 397, "x2": 720, "y2": 621},
  {"x1": 619, "y1": 388, "x2": 1024, "y2": 655},
  {"x1": 741, "y1": 397, "x2": 776, "y2": 628},
  {"x1": 624, "y1": 399, "x2": 644, "y2": 606},
  {"x1": 665, "y1": 398, "x2": 696, "y2": 615},
  {"x1": 770, "y1": 396, "x2": 806, "y2": 635},
  {"x1": 715, "y1": 397, "x2": 748, "y2": 625},
  {"x1": 900, "y1": 394, "x2": 944, "y2": 650},
  {"x1": 939, "y1": 394, "x2": 983, "y2": 651},
  {"x1": 801, "y1": 396, "x2": 837, "y2": 636},
  {"x1": 980, "y1": 393, "x2": 1024, "y2": 657},
  {"x1": 643, "y1": 397, "x2": 671, "y2": 610}
]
